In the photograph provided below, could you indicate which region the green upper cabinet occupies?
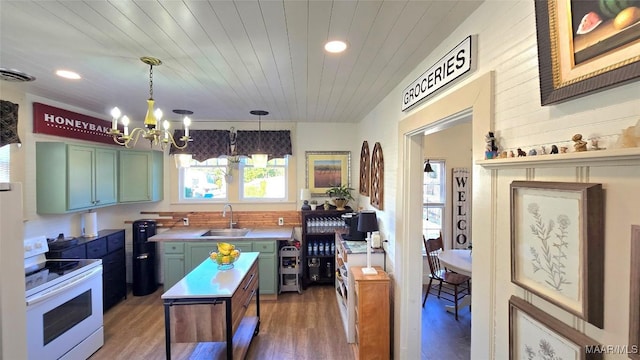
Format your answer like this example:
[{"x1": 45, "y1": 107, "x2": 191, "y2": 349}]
[
  {"x1": 118, "y1": 149, "x2": 163, "y2": 203},
  {"x1": 36, "y1": 142, "x2": 118, "y2": 214}
]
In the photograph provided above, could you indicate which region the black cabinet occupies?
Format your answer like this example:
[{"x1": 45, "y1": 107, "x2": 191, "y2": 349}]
[
  {"x1": 46, "y1": 229, "x2": 126, "y2": 312},
  {"x1": 301, "y1": 210, "x2": 350, "y2": 288}
]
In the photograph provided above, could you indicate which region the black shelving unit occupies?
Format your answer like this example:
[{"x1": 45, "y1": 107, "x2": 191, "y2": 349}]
[{"x1": 301, "y1": 209, "x2": 351, "y2": 288}]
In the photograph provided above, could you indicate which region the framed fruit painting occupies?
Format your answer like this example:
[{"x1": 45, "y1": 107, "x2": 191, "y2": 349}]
[{"x1": 534, "y1": 0, "x2": 640, "y2": 105}]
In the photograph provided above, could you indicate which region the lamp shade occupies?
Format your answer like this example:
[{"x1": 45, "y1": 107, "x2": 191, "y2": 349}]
[
  {"x1": 424, "y1": 160, "x2": 434, "y2": 173},
  {"x1": 300, "y1": 188, "x2": 311, "y2": 201},
  {"x1": 357, "y1": 211, "x2": 379, "y2": 232}
]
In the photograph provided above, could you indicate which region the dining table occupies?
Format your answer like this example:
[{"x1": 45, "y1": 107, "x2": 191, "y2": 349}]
[{"x1": 437, "y1": 249, "x2": 472, "y2": 313}]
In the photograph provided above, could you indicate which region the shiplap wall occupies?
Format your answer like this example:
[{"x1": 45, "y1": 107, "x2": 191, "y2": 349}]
[{"x1": 358, "y1": 0, "x2": 640, "y2": 359}]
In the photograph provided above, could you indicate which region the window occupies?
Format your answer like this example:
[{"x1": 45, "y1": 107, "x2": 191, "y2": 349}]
[
  {"x1": 423, "y1": 160, "x2": 445, "y2": 240},
  {"x1": 178, "y1": 156, "x2": 289, "y2": 202},
  {"x1": 179, "y1": 158, "x2": 228, "y2": 201},
  {"x1": 240, "y1": 157, "x2": 288, "y2": 201},
  {"x1": 0, "y1": 145, "x2": 9, "y2": 182}
]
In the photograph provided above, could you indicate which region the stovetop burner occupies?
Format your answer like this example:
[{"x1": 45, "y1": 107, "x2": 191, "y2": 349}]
[{"x1": 25, "y1": 259, "x2": 102, "y2": 298}]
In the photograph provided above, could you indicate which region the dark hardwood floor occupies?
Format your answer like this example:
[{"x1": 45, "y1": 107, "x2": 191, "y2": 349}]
[{"x1": 90, "y1": 284, "x2": 470, "y2": 359}]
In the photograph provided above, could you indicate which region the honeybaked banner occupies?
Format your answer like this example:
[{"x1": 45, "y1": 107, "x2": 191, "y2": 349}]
[{"x1": 33, "y1": 102, "x2": 119, "y2": 145}]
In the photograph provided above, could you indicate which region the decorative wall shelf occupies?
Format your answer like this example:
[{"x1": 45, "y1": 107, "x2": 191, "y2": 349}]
[{"x1": 476, "y1": 148, "x2": 640, "y2": 169}]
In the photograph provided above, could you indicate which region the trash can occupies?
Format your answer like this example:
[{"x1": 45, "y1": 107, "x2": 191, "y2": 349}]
[{"x1": 132, "y1": 219, "x2": 157, "y2": 296}]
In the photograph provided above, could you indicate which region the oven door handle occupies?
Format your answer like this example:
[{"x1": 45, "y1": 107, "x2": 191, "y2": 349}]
[{"x1": 26, "y1": 266, "x2": 102, "y2": 306}]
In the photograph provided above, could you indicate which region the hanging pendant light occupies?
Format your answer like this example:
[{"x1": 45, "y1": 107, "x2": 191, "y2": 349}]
[
  {"x1": 424, "y1": 159, "x2": 434, "y2": 173},
  {"x1": 250, "y1": 110, "x2": 269, "y2": 168}
]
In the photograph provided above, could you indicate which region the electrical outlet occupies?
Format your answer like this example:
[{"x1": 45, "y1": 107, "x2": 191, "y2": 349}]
[
  {"x1": 278, "y1": 217, "x2": 284, "y2": 226},
  {"x1": 183, "y1": 217, "x2": 189, "y2": 226}
]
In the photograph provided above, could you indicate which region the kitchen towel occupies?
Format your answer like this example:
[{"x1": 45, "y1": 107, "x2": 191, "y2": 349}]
[{"x1": 82, "y1": 212, "x2": 98, "y2": 237}]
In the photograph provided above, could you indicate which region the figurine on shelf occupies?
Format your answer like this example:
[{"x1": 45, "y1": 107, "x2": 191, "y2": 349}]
[
  {"x1": 591, "y1": 138, "x2": 605, "y2": 150},
  {"x1": 517, "y1": 148, "x2": 526, "y2": 157},
  {"x1": 550, "y1": 145, "x2": 559, "y2": 154},
  {"x1": 540, "y1": 146, "x2": 547, "y2": 155},
  {"x1": 485, "y1": 131, "x2": 499, "y2": 159},
  {"x1": 498, "y1": 151, "x2": 508, "y2": 158},
  {"x1": 509, "y1": 150, "x2": 515, "y2": 158},
  {"x1": 528, "y1": 149, "x2": 537, "y2": 156},
  {"x1": 572, "y1": 134, "x2": 588, "y2": 152},
  {"x1": 560, "y1": 146, "x2": 568, "y2": 153}
]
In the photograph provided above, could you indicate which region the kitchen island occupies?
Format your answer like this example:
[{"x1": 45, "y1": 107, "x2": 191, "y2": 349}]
[
  {"x1": 162, "y1": 252, "x2": 260, "y2": 360},
  {"x1": 150, "y1": 227, "x2": 294, "y2": 296}
]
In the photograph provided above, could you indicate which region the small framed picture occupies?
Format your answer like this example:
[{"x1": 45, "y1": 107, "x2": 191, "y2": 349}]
[
  {"x1": 509, "y1": 296, "x2": 602, "y2": 359},
  {"x1": 305, "y1": 151, "x2": 351, "y2": 196},
  {"x1": 510, "y1": 181, "x2": 604, "y2": 328}
]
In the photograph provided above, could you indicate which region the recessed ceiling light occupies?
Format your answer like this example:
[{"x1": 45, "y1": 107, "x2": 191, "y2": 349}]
[
  {"x1": 56, "y1": 70, "x2": 81, "y2": 80},
  {"x1": 324, "y1": 40, "x2": 347, "y2": 53}
]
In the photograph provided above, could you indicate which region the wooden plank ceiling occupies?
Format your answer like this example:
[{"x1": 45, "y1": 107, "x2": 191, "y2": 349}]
[{"x1": 0, "y1": 0, "x2": 482, "y2": 124}]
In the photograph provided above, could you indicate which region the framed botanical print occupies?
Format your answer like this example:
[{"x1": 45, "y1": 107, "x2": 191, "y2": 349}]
[
  {"x1": 509, "y1": 296, "x2": 602, "y2": 359},
  {"x1": 510, "y1": 181, "x2": 604, "y2": 328}
]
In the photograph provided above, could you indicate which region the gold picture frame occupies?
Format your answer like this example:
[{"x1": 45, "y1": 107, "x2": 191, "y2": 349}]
[
  {"x1": 510, "y1": 181, "x2": 604, "y2": 328},
  {"x1": 534, "y1": 0, "x2": 640, "y2": 105},
  {"x1": 305, "y1": 151, "x2": 351, "y2": 196}
]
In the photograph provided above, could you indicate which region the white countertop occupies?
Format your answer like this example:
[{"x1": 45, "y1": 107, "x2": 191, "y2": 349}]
[
  {"x1": 161, "y1": 252, "x2": 259, "y2": 299},
  {"x1": 149, "y1": 227, "x2": 294, "y2": 242}
]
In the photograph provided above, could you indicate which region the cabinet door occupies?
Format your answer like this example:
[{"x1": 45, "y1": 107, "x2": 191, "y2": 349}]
[
  {"x1": 118, "y1": 150, "x2": 152, "y2": 202},
  {"x1": 163, "y1": 254, "x2": 185, "y2": 290},
  {"x1": 184, "y1": 243, "x2": 213, "y2": 273},
  {"x1": 258, "y1": 252, "x2": 276, "y2": 294},
  {"x1": 95, "y1": 148, "x2": 118, "y2": 206},
  {"x1": 67, "y1": 145, "x2": 95, "y2": 210}
]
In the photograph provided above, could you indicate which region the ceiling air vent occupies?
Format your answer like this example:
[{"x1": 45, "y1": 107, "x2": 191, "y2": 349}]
[{"x1": 0, "y1": 68, "x2": 35, "y2": 82}]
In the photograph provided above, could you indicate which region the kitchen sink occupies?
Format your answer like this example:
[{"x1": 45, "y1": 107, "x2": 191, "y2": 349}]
[{"x1": 200, "y1": 228, "x2": 251, "y2": 237}]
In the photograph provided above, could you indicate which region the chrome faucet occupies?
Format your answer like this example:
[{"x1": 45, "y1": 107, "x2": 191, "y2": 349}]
[{"x1": 222, "y1": 204, "x2": 237, "y2": 229}]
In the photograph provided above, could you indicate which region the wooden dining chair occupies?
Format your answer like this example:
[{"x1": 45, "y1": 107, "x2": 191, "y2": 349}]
[{"x1": 422, "y1": 234, "x2": 471, "y2": 320}]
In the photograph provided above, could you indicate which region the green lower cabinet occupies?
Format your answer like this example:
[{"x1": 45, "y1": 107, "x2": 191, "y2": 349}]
[
  {"x1": 162, "y1": 240, "x2": 278, "y2": 295},
  {"x1": 257, "y1": 252, "x2": 277, "y2": 294},
  {"x1": 163, "y1": 254, "x2": 185, "y2": 291}
]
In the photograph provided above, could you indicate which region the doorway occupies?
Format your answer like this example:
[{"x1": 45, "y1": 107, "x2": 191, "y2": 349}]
[{"x1": 394, "y1": 72, "x2": 493, "y2": 359}]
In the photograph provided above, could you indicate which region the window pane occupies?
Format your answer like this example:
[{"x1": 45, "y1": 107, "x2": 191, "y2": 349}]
[
  {"x1": 181, "y1": 158, "x2": 228, "y2": 200},
  {"x1": 0, "y1": 145, "x2": 9, "y2": 182},
  {"x1": 423, "y1": 206, "x2": 443, "y2": 239},
  {"x1": 241, "y1": 158, "x2": 287, "y2": 199},
  {"x1": 423, "y1": 161, "x2": 444, "y2": 203}
]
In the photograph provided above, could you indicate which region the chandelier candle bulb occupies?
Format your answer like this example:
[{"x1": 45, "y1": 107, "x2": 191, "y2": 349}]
[
  {"x1": 122, "y1": 116, "x2": 130, "y2": 136},
  {"x1": 183, "y1": 116, "x2": 191, "y2": 137},
  {"x1": 110, "y1": 107, "x2": 121, "y2": 130}
]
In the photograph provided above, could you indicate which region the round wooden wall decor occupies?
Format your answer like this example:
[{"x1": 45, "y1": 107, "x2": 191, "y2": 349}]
[
  {"x1": 359, "y1": 141, "x2": 370, "y2": 196},
  {"x1": 370, "y1": 142, "x2": 383, "y2": 210}
]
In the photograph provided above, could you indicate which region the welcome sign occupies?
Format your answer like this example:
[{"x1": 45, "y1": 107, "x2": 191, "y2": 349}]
[
  {"x1": 452, "y1": 167, "x2": 470, "y2": 249},
  {"x1": 33, "y1": 103, "x2": 119, "y2": 145},
  {"x1": 401, "y1": 36, "x2": 476, "y2": 111}
]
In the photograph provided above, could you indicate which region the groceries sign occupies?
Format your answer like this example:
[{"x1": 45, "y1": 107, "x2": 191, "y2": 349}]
[
  {"x1": 401, "y1": 36, "x2": 476, "y2": 111},
  {"x1": 33, "y1": 103, "x2": 119, "y2": 145}
]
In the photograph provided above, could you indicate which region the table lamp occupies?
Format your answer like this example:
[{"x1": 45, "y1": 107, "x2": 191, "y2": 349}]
[
  {"x1": 357, "y1": 210, "x2": 379, "y2": 275},
  {"x1": 300, "y1": 188, "x2": 311, "y2": 210}
]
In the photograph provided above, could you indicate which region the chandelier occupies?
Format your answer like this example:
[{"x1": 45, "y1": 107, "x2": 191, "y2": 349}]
[
  {"x1": 250, "y1": 110, "x2": 269, "y2": 168},
  {"x1": 108, "y1": 56, "x2": 191, "y2": 150}
]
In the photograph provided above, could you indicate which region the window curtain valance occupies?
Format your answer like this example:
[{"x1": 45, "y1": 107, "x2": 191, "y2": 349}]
[
  {"x1": 169, "y1": 129, "x2": 292, "y2": 162},
  {"x1": 235, "y1": 130, "x2": 292, "y2": 159},
  {"x1": 169, "y1": 129, "x2": 230, "y2": 162},
  {"x1": 0, "y1": 100, "x2": 21, "y2": 147}
]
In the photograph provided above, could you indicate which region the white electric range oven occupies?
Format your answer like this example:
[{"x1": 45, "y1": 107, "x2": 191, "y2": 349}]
[{"x1": 24, "y1": 236, "x2": 104, "y2": 360}]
